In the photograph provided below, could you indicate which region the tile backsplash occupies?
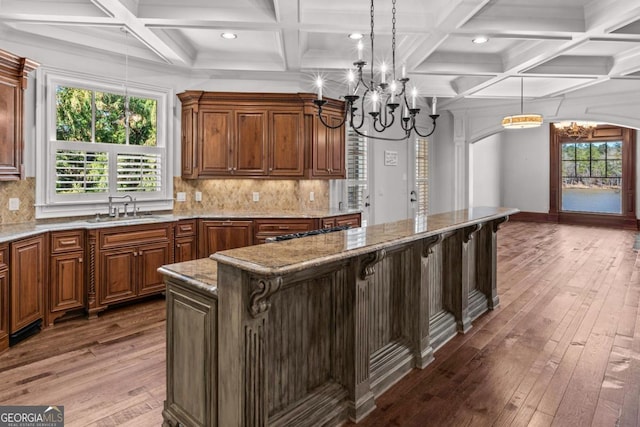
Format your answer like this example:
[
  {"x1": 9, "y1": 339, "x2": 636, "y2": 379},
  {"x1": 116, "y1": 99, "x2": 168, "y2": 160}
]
[
  {"x1": 172, "y1": 178, "x2": 329, "y2": 213},
  {"x1": 0, "y1": 177, "x2": 330, "y2": 225},
  {"x1": 0, "y1": 178, "x2": 36, "y2": 224}
]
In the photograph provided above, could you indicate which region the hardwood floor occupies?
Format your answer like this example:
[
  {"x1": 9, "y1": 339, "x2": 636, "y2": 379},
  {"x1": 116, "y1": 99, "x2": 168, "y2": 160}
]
[{"x1": 1, "y1": 221, "x2": 639, "y2": 426}]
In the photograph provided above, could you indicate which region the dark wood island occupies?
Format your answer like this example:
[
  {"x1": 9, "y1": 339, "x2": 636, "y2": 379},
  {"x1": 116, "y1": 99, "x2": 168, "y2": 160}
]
[{"x1": 159, "y1": 207, "x2": 518, "y2": 426}]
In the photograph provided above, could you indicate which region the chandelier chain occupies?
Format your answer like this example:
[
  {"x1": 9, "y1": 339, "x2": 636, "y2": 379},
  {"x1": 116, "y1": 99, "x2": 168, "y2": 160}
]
[
  {"x1": 370, "y1": 0, "x2": 375, "y2": 83},
  {"x1": 392, "y1": 0, "x2": 397, "y2": 81}
]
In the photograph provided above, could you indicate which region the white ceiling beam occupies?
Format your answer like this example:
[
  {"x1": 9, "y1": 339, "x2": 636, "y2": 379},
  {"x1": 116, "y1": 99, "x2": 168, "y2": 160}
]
[
  {"x1": 274, "y1": 0, "x2": 300, "y2": 71},
  {"x1": 91, "y1": 0, "x2": 190, "y2": 65}
]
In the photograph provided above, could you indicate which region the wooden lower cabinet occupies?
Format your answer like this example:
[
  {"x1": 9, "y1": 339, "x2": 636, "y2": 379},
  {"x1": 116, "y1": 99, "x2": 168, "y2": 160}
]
[
  {"x1": 198, "y1": 220, "x2": 253, "y2": 258},
  {"x1": 90, "y1": 223, "x2": 173, "y2": 316},
  {"x1": 175, "y1": 219, "x2": 197, "y2": 263},
  {"x1": 48, "y1": 230, "x2": 85, "y2": 326},
  {"x1": 0, "y1": 243, "x2": 8, "y2": 352},
  {"x1": 10, "y1": 234, "x2": 46, "y2": 333},
  {"x1": 253, "y1": 218, "x2": 315, "y2": 244},
  {"x1": 321, "y1": 213, "x2": 361, "y2": 229}
]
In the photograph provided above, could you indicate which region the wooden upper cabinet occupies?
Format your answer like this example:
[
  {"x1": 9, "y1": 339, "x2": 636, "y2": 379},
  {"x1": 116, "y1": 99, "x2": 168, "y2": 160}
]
[
  {"x1": 235, "y1": 110, "x2": 268, "y2": 176},
  {"x1": 177, "y1": 92, "x2": 343, "y2": 179},
  {"x1": 269, "y1": 109, "x2": 304, "y2": 176},
  {"x1": 0, "y1": 49, "x2": 38, "y2": 181},
  {"x1": 200, "y1": 108, "x2": 233, "y2": 176}
]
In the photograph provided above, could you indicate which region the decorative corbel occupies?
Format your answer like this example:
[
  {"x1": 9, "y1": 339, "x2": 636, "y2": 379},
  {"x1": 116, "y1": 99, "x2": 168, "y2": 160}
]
[
  {"x1": 249, "y1": 276, "x2": 283, "y2": 318},
  {"x1": 463, "y1": 223, "x2": 482, "y2": 243},
  {"x1": 360, "y1": 249, "x2": 386, "y2": 280},
  {"x1": 492, "y1": 216, "x2": 509, "y2": 233}
]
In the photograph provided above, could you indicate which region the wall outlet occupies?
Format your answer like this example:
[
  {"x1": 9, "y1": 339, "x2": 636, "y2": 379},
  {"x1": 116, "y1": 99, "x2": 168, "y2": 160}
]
[
  {"x1": 8, "y1": 198, "x2": 19, "y2": 211},
  {"x1": 253, "y1": 192, "x2": 260, "y2": 202},
  {"x1": 195, "y1": 191, "x2": 202, "y2": 202},
  {"x1": 309, "y1": 191, "x2": 315, "y2": 202},
  {"x1": 176, "y1": 192, "x2": 186, "y2": 202}
]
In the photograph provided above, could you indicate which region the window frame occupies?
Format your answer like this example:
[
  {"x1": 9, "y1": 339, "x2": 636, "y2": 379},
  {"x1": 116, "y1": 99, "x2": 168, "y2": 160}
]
[
  {"x1": 35, "y1": 67, "x2": 174, "y2": 219},
  {"x1": 549, "y1": 124, "x2": 635, "y2": 228}
]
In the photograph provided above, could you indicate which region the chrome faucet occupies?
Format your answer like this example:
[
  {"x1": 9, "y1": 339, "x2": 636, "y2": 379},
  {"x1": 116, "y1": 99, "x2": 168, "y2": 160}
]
[{"x1": 108, "y1": 195, "x2": 137, "y2": 218}]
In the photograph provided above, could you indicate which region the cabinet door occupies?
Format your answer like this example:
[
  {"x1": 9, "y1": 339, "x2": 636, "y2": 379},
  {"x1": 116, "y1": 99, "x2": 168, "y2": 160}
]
[
  {"x1": 181, "y1": 106, "x2": 198, "y2": 178},
  {"x1": 311, "y1": 112, "x2": 346, "y2": 178},
  {"x1": 0, "y1": 79, "x2": 22, "y2": 178},
  {"x1": 99, "y1": 248, "x2": 137, "y2": 305},
  {"x1": 200, "y1": 108, "x2": 233, "y2": 176},
  {"x1": 10, "y1": 234, "x2": 46, "y2": 332},
  {"x1": 175, "y1": 236, "x2": 197, "y2": 263},
  {"x1": 0, "y1": 265, "x2": 8, "y2": 351},
  {"x1": 50, "y1": 251, "x2": 85, "y2": 314},
  {"x1": 138, "y1": 242, "x2": 171, "y2": 296},
  {"x1": 327, "y1": 113, "x2": 346, "y2": 177},
  {"x1": 198, "y1": 220, "x2": 253, "y2": 258},
  {"x1": 269, "y1": 110, "x2": 304, "y2": 176},
  {"x1": 235, "y1": 110, "x2": 268, "y2": 175},
  {"x1": 320, "y1": 218, "x2": 336, "y2": 229}
]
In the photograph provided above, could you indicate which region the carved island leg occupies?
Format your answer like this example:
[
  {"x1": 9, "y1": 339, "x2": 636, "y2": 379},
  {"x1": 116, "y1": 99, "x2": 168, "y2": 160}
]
[
  {"x1": 345, "y1": 250, "x2": 385, "y2": 422},
  {"x1": 413, "y1": 236, "x2": 445, "y2": 368},
  {"x1": 484, "y1": 217, "x2": 508, "y2": 309}
]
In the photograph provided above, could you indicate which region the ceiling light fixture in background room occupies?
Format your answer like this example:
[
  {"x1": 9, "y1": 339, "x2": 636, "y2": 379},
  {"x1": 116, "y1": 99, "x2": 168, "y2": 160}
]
[
  {"x1": 501, "y1": 77, "x2": 543, "y2": 129},
  {"x1": 314, "y1": 0, "x2": 439, "y2": 141},
  {"x1": 554, "y1": 121, "x2": 598, "y2": 140},
  {"x1": 221, "y1": 32, "x2": 237, "y2": 39}
]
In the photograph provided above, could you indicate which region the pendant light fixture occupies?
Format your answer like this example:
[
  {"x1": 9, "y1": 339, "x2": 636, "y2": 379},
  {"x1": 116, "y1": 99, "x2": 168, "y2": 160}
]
[
  {"x1": 313, "y1": 0, "x2": 439, "y2": 141},
  {"x1": 501, "y1": 77, "x2": 543, "y2": 129}
]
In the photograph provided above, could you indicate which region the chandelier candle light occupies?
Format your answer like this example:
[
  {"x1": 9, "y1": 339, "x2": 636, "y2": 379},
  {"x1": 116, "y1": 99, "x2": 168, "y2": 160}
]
[{"x1": 313, "y1": 0, "x2": 439, "y2": 141}]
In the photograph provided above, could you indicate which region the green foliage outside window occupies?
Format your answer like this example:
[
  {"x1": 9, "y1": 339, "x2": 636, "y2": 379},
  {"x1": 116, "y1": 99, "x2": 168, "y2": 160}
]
[
  {"x1": 561, "y1": 141, "x2": 622, "y2": 187},
  {"x1": 56, "y1": 86, "x2": 157, "y2": 146}
]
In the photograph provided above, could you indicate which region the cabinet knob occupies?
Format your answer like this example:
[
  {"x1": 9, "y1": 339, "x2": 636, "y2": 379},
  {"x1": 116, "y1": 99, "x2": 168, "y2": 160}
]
[
  {"x1": 134, "y1": 251, "x2": 138, "y2": 257},
  {"x1": 79, "y1": 257, "x2": 83, "y2": 263}
]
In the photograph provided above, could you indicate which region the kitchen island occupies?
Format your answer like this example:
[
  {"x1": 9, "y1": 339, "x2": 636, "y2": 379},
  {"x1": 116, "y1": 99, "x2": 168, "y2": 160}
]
[{"x1": 159, "y1": 207, "x2": 518, "y2": 426}]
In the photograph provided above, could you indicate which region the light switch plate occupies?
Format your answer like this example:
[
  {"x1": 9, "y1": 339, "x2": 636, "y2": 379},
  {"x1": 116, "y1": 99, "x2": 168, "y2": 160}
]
[
  {"x1": 309, "y1": 191, "x2": 315, "y2": 201},
  {"x1": 8, "y1": 198, "x2": 19, "y2": 211},
  {"x1": 253, "y1": 192, "x2": 260, "y2": 202},
  {"x1": 176, "y1": 192, "x2": 186, "y2": 202},
  {"x1": 195, "y1": 191, "x2": 202, "y2": 202}
]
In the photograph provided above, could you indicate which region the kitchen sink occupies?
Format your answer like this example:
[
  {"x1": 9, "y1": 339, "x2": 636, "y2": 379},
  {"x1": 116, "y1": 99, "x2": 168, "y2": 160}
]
[{"x1": 86, "y1": 214, "x2": 162, "y2": 224}]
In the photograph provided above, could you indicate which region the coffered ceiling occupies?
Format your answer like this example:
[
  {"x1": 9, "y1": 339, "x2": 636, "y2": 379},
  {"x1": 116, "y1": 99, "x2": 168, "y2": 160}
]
[{"x1": 2, "y1": 0, "x2": 640, "y2": 108}]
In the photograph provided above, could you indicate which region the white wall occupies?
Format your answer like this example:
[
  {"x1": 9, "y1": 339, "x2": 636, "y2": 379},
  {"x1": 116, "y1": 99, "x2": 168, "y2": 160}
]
[
  {"x1": 500, "y1": 124, "x2": 550, "y2": 213},
  {"x1": 470, "y1": 133, "x2": 502, "y2": 208},
  {"x1": 429, "y1": 111, "x2": 455, "y2": 214}
]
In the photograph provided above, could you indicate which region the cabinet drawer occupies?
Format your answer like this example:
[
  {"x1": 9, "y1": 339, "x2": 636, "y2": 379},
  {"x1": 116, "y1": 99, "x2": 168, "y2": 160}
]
[
  {"x1": 100, "y1": 224, "x2": 171, "y2": 249},
  {"x1": 254, "y1": 219, "x2": 315, "y2": 233},
  {"x1": 175, "y1": 220, "x2": 197, "y2": 237},
  {"x1": 51, "y1": 230, "x2": 84, "y2": 253}
]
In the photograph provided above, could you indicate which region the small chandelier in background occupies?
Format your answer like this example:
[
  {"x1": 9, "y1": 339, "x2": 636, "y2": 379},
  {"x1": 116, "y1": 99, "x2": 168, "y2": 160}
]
[
  {"x1": 501, "y1": 77, "x2": 543, "y2": 129},
  {"x1": 313, "y1": 0, "x2": 439, "y2": 142},
  {"x1": 554, "y1": 121, "x2": 597, "y2": 140}
]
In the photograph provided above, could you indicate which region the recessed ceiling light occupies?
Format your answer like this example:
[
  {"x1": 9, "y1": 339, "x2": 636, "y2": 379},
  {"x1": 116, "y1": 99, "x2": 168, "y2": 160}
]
[
  {"x1": 348, "y1": 33, "x2": 364, "y2": 40},
  {"x1": 221, "y1": 32, "x2": 237, "y2": 40},
  {"x1": 472, "y1": 36, "x2": 489, "y2": 44}
]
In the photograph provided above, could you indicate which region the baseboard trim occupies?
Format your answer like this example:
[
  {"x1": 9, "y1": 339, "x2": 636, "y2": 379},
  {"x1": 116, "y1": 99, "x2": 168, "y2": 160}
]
[{"x1": 511, "y1": 211, "x2": 637, "y2": 230}]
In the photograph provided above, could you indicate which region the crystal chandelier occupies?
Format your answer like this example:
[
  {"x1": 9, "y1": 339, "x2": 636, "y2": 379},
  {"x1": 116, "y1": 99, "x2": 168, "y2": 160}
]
[
  {"x1": 554, "y1": 121, "x2": 597, "y2": 140},
  {"x1": 501, "y1": 77, "x2": 543, "y2": 129},
  {"x1": 313, "y1": 0, "x2": 439, "y2": 142}
]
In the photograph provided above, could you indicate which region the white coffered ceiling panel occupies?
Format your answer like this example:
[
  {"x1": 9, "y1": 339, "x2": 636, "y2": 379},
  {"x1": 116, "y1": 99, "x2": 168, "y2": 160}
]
[{"x1": 1, "y1": 0, "x2": 640, "y2": 103}]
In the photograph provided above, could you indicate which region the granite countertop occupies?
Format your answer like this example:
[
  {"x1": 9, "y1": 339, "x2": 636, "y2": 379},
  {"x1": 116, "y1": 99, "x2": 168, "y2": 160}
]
[
  {"x1": 212, "y1": 207, "x2": 519, "y2": 276},
  {"x1": 0, "y1": 208, "x2": 361, "y2": 243},
  {"x1": 158, "y1": 258, "x2": 218, "y2": 297}
]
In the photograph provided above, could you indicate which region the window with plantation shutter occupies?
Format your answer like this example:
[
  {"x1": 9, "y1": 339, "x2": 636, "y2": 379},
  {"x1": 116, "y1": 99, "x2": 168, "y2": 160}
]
[
  {"x1": 346, "y1": 129, "x2": 367, "y2": 210},
  {"x1": 414, "y1": 137, "x2": 428, "y2": 215},
  {"x1": 36, "y1": 69, "x2": 173, "y2": 218}
]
